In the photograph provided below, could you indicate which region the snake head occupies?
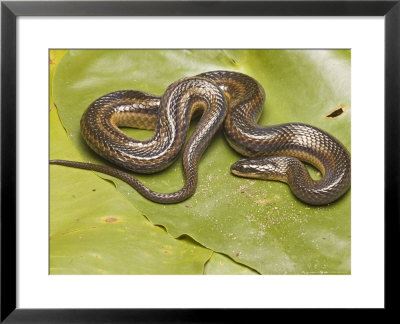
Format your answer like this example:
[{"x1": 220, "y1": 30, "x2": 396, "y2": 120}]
[{"x1": 231, "y1": 157, "x2": 289, "y2": 182}]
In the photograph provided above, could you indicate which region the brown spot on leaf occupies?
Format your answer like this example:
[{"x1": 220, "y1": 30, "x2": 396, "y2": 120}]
[
  {"x1": 105, "y1": 217, "x2": 118, "y2": 223},
  {"x1": 326, "y1": 106, "x2": 346, "y2": 118}
]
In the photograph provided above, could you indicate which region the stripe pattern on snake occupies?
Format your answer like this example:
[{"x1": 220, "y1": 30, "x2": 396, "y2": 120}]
[{"x1": 50, "y1": 71, "x2": 350, "y2": 205}]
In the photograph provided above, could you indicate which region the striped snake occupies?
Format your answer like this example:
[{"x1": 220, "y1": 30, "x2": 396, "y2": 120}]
[{"x1": 50, "y1": 71, "x2": 351, "y2": 205}]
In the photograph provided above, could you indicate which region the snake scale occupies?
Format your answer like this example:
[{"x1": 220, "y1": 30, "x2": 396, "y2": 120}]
[{"x1": 50, "y1": 71, "x2": 351, "y2": 205}]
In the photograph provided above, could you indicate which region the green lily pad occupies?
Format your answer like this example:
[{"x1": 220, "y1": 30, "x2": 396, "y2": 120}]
[
  {"x1": 204, "y1": 252, "x2": 259, "y2": 275},
  {"x1": 50, "y1": 106, "x2": 213, "y2": 274},
  {"x1": 53, "y1": 49, "x2": 351, "y2": 274}
]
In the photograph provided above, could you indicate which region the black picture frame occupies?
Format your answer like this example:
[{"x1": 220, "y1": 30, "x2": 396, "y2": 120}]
[{"x1": 1, "y1": 0, "x2": 399, "y2": 322}]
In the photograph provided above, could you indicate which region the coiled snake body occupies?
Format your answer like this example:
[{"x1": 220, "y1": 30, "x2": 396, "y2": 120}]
[{"x1": 50, "y1": 71, "x2": 351, "y2": 205}]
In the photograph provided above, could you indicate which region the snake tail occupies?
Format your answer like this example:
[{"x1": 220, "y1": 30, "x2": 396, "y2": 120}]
[{"x1": 49, "y1": 159, "x2": 188, "y2": 204}]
